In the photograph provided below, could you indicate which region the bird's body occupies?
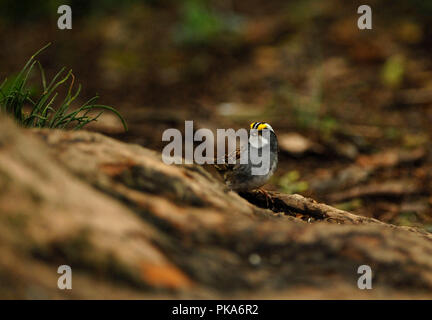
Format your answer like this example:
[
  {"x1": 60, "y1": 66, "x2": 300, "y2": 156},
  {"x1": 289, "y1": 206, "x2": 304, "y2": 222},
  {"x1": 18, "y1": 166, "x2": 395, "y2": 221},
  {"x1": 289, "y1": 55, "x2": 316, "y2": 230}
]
[{"x1": 215, "y1": 122, "x2": 278, "y2": 192}]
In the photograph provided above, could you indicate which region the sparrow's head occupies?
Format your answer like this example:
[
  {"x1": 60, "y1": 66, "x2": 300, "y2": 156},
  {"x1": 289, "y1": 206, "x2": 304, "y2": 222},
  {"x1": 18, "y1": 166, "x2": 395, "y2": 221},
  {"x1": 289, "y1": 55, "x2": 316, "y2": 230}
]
[{"x1": 250, "y1": 121, "x2": 274, "y2": 134}]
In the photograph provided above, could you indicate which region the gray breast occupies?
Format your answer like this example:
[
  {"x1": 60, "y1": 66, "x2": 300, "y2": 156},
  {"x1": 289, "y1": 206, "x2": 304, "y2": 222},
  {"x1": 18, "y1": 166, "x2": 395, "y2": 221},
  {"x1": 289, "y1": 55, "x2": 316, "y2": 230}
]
[{"x1": 226, "y1": 131, "x2": 278, "y2": 191}]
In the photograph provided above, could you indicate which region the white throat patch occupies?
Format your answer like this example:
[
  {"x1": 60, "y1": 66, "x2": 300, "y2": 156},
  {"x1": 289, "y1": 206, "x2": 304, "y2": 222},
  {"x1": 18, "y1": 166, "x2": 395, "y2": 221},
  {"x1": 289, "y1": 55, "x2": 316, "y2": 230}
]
[{"x1": 249, "y1": 134, "x2": 269, "y2": 148}]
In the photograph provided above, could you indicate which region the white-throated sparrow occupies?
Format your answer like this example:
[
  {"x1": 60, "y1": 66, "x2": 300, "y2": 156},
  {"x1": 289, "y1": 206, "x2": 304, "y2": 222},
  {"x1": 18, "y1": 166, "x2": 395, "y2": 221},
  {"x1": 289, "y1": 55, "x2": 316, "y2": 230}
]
[{"x1": 215, "y1": 121, "x2": 278, "y2": 192}]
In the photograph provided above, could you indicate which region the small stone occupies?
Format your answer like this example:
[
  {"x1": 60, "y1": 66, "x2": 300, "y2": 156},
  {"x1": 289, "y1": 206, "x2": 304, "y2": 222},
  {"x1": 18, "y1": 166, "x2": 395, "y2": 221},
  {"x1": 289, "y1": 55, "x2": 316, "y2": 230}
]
[{"x1": 248, "y1": 253, "x2": 262, "y2": 266}]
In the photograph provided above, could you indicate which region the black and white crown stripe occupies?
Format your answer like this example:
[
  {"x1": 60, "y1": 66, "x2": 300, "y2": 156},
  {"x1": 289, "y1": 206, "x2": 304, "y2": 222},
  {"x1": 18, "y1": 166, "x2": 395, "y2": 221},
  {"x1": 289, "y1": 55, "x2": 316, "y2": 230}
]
[
  {"x1": 252, "y1": 122, "x2": 263, "y2": 129},
  {"x1": 251, "y1": 122, "x2": 274, "y2": 132}
]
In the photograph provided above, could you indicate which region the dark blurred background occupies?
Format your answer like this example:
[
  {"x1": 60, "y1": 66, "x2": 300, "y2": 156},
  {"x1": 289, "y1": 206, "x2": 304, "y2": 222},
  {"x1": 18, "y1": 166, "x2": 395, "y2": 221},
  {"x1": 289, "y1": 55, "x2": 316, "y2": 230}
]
[{"x1": 1, "y1": 0, "x2": 432, "y2": 228}]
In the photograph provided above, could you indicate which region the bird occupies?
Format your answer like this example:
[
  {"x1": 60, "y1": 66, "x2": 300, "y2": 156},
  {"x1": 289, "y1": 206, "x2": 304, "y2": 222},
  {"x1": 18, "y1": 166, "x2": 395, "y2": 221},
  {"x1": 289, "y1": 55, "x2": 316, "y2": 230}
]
[{"x1": 214, "y1": 121, "x2": 278, "y2": 195}]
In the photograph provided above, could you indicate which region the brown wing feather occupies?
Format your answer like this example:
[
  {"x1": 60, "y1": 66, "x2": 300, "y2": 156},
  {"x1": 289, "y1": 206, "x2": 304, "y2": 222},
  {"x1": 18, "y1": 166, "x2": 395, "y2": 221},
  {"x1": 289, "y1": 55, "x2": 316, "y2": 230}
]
[{"x1": 213, "y1": 144, "x2": 246, "y2": 172}]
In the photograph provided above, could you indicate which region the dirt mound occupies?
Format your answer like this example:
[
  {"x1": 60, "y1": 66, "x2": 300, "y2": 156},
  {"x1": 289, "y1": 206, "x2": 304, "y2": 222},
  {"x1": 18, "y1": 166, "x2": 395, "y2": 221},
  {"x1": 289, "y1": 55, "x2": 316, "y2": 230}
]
[{"x1": 1, "y1": 115, "x2": 431, "y2": 299}]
